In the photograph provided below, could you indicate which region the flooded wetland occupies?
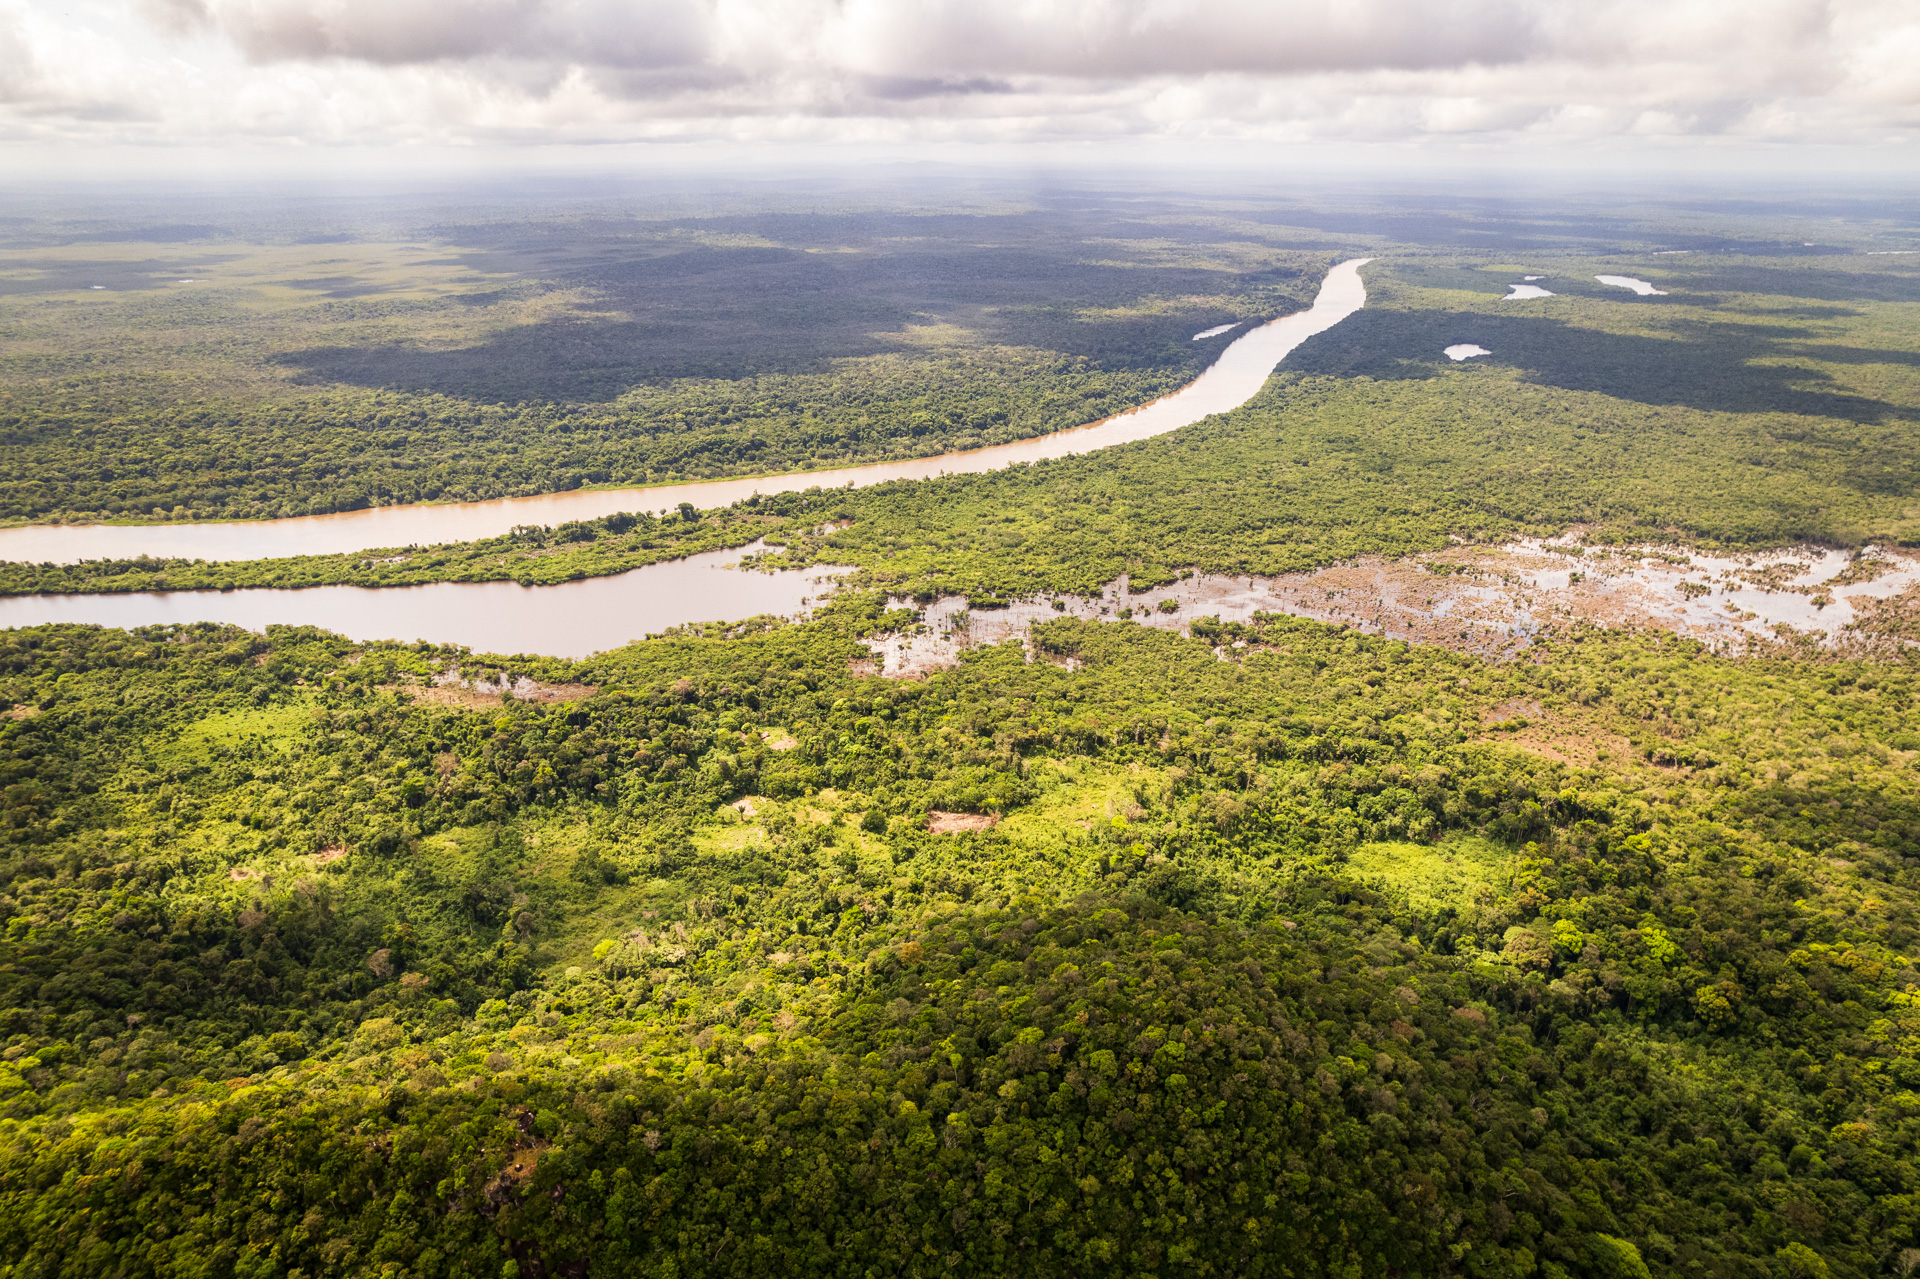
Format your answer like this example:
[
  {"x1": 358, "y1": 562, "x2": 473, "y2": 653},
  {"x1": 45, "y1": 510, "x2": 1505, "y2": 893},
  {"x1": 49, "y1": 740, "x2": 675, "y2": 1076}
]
[{"x1": 860, "y1": 539, "x2": 1920, "y2": 678}]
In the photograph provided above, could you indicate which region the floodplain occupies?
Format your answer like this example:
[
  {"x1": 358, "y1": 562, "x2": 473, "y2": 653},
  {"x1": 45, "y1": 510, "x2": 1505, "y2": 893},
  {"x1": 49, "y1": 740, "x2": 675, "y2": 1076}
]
[{"x1": 1, "y1": 180, "x2": 1918, "y2": 1279}]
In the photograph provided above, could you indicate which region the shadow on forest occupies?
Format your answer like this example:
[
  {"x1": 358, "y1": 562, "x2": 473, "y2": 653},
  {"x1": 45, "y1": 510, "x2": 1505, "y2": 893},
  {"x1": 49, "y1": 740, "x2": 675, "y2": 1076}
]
[
  {"x1": 1385, "y1": 261, "x2": 1920, "y2": 307},
  {"x1": 273, "y1": 276, "x2": 397, "y2": 299},
  {"x1": 0, "y1": 254, "x2": 245, "y2": 296},
  {"x1": 1658, "y1": 265, "x2": 1920, "y2": 304},
  {"x1": 1288, "y1": 309, "x2": 1916, "y2": 422},
  {"x1": 274, "y1": 241, "x2": 1300, "y2": 402}
]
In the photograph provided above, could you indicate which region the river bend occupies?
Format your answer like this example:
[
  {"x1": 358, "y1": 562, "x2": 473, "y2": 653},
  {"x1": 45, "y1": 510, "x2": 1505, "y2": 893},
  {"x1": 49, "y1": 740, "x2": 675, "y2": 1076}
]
[
  {"x1": 0, "y1": 259, "x2": 1373, "y2": 567},
  {"x1": 0, "y1": 259, "x2": 1374, "y2": 656}
]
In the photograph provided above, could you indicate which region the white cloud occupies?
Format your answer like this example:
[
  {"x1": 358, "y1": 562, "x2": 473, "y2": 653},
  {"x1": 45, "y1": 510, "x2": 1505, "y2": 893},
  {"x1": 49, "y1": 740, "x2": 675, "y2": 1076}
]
[
  {"x1": 200, "y1": 0, "x2": 713, "y2": 67},
  {"x1": 0, "y1": 0, "x2": 1916, "y2": 151},
  {"x1": 831, "y1": 0, "x2": 1546, "y2": 78},
  {"x1": 0, "y1": 12, "x2": 40, "y2": 104}
]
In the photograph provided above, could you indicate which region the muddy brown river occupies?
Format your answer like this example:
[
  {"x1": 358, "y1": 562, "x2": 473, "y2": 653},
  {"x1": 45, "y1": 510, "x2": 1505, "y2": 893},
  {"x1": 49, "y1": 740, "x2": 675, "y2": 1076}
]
[
  {"x1": 0, "y1": 260, "x2": 1372, "y2": 567},
  {"x1": 0, "y1": 259, "x2": 1373, "y2": 656},
  {"x1": 0, "y1": 543, "x2": 851, "y2": 660}
]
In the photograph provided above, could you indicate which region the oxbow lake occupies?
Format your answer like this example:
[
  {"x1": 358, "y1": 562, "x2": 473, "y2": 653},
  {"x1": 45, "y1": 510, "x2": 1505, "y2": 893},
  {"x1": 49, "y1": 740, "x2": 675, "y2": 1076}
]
[{"x1": 0, "y1": 543, "x2": 852, "y2": 661}]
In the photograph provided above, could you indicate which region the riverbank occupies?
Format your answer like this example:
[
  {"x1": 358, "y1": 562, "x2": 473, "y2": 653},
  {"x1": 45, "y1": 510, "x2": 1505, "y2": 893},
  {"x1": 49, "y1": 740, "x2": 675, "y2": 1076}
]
[
  {"x1": 0, "y1": 259, "x2": 1373, "y2": 567},
  {"x1": 0, "y1": 506, "x2": 803, "y2": 597},
  {"x1": 0, "y1": 540, "x2": 854, "y2": 660}
]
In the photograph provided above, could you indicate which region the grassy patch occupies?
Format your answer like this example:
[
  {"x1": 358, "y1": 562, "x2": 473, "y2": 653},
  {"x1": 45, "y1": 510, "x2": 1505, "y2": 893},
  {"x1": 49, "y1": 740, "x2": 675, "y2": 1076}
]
[
  {"x1": 171, "y1": 698, "x2": 316, "y2": 754},
  {"x1": 1345, "y1": 833, "x2": 1514, "y2": 914},
  {"x1": 999, "y1": 759, "x2": 1165, "y2": 843}
]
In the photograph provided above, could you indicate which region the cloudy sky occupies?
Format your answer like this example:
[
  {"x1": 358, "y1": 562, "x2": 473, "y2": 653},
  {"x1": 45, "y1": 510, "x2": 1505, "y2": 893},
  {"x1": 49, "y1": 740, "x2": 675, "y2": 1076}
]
[{"x1": 2, "y1": 0, "x2": 1916, "y2": 160}]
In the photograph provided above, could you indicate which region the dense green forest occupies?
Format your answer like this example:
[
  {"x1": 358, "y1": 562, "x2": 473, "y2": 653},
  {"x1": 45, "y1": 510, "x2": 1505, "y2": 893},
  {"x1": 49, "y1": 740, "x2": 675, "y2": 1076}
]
[
  {"x1": 4, "y1": 191, "x2": 1920, "y2": 1278},
  {"x1": 0, "y1": 597, "x2": 1916, "y2": 1277},
  {"x1": 0, "y1": 213, "x2": 1330, "y2": 524}
]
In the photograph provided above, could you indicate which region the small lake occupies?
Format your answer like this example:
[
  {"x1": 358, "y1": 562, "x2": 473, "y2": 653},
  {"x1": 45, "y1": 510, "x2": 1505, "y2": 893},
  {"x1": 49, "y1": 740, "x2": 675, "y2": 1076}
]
[
  {"x1": 0, "y1": 543, "x2": 851, "y2": 659},
  {"x1": 1594, "y1": 275, "x2": 1668, "y2": 296},
  {"x1": 0, "y1": 259, "x2": 1373, "y2": 567}
]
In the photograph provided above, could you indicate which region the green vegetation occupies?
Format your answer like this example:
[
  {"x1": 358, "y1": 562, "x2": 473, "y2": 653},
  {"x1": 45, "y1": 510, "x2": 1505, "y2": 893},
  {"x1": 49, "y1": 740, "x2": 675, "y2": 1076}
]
[
  {"x1": 0, "y1": 601, "x2": 1916, "y2": 1277},
  {"x1": 0, "y1": 225, "x2": 1329, "y2": 524},
  {"x1": 5, "y1": 194, "x2": 1920, "y2": 1278},
  {"x1": 790, "y1": 252, "x2": 1920, "y2": 598},
  {"x1": 15, "y1": 251, "x2": 1916, "y2": 615},
  {"x1": 1344, "y1": 834, "x2": 1515, "y2": 915}
]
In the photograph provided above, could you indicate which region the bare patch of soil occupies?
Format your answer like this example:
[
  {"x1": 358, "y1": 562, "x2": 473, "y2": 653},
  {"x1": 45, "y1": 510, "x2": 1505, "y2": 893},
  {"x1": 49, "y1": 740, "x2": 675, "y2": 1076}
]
[
  {"x1": 312, "y1": 845, "x2": 348, "y2": 865},
  {"x1": 1483, "y1": 723, "x2": 1635, "y2": 769},
  {"x1": 763, "y1": 733, "x2": 798, "y2": 751},
  {"x1": 7, "y1": 705, "x2": 38, "y2": 720},
  {"x1": 382, "y1": 674, "x2": 597, "y2": 711},
  {"x1": 928, "y1": 811, "x2": 999, "y2": 834},
  {"x1": 385, "y1": 683, "x2": 508, "y2": 711},
  {"x1": 1472, "y1": 702, "x2": 1634, "y2": 768},
  {"x1": 229, "y1": 867, "x2": 261, "y2": 882},
  {"x1": 508, "y1": 680, "x2": 597, "y2": 704},
  {"x1": 493, "y1": 1141, "x2": 551, "y2": 1190},
  {"x1": 1484, "y1": 698, "x2": 1543, "y2": 725}
]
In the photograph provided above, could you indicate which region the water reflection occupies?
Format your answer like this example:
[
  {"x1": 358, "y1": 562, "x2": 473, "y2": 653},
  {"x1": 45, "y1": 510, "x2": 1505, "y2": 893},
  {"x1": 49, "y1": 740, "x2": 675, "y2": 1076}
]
[{"x1": 0, "y1": 543, "x2": 850, "y2": 659}]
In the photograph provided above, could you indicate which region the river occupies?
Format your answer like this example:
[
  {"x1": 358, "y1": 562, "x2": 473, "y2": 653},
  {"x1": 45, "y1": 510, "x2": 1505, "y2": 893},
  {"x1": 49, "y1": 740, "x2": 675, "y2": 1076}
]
[
  {"x1": 0, "y1": 258, "x2": 1373, "y2": 657},
  {"x1": 0, "y1": 542, "x2": 851, "y2": 660},
  {"x1": 0, "y1": 259, "x2": 1372, "y2": 567}
]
